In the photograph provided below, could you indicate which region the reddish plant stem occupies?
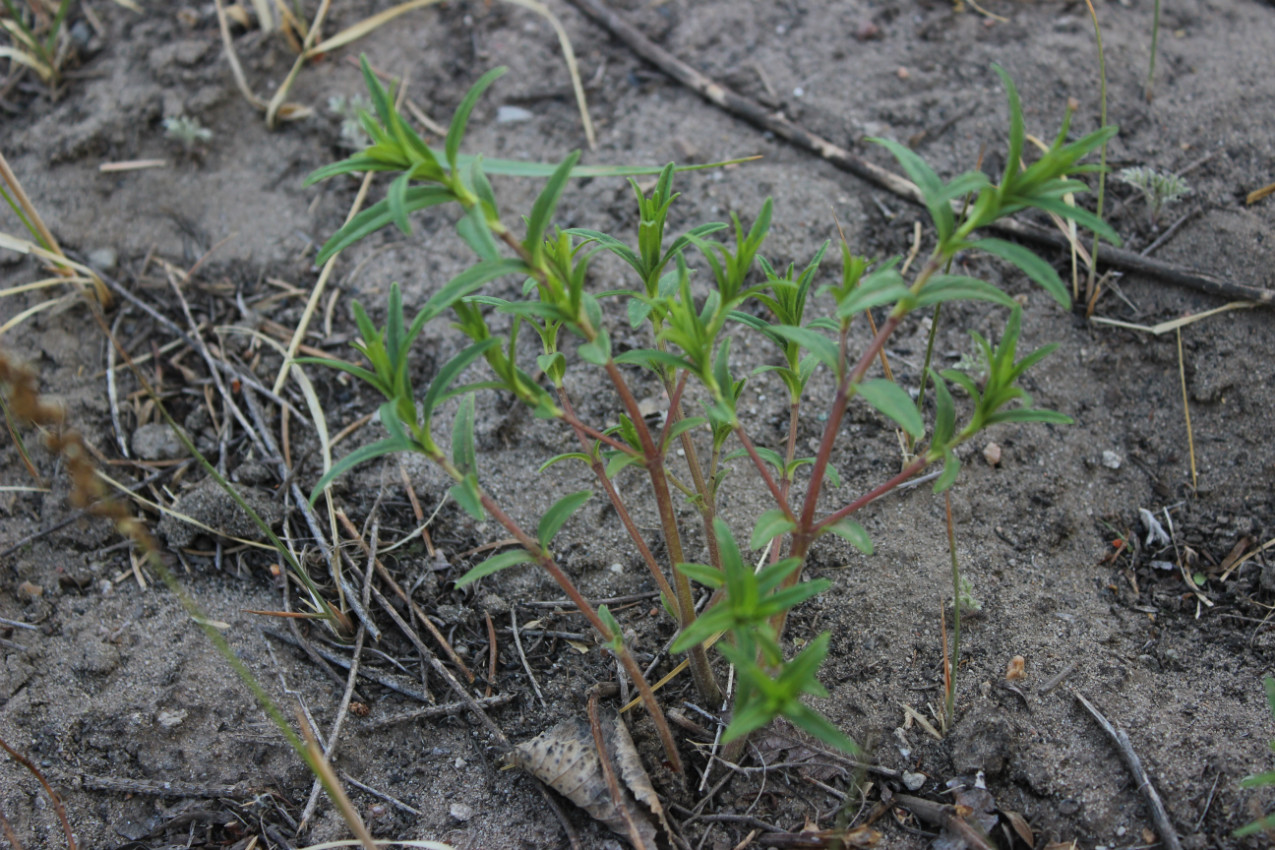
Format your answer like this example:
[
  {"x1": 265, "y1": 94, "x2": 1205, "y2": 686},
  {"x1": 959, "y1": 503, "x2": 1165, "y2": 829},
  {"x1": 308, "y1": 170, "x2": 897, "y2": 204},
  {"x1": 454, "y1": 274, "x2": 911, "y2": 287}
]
[
  {"x1": 559, "y1": 411, "x2": 639, "y2": 457},
  {"x1": 663, "y1": 372, "x2": 723, "y2": 572},
  {"x1": 796, "y1": 312, "x2": 903, "y2": 537},
  {"x1": 474, "y1": 488, "x2": 684, "y2": 774},
  {"x1": 603, "y1": 360, "x2": 723, "y2": 706},
  {"x1": 733, "y1": 425, "x2": 793, "y2": 521},
  {"x1": 813, "y1": 456, "x2": 929, "y2": 535},
  {"x1": 655, "y1": 370, "x2": 691, "y2": 455},
  {"x1": 558, "y1": 388, "x2": 677, "y2": 604}
]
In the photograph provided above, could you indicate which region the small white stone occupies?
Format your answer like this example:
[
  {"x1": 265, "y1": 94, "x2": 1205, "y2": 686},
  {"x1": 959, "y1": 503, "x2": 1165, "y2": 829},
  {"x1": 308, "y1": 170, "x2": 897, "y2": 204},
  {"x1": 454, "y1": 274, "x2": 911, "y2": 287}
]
[
  {"x1": 157, "y1": 708, "x2": 187, "y2": 728},
  {"x1": 1101, "y1": 450, "x2": 1122, "y2": 469},
  {"x1": 902, "y1": 771, "x2": 925, "y2": 791},
  {"x1": 449, "y1": 802, "x2": 474, "y2": 822},
  {"x1": 609, "y1": 563, "x2": 624, "y2": 574},
  {"x1": 496, "y1": 105, "x2": 533, "y2": 124}
]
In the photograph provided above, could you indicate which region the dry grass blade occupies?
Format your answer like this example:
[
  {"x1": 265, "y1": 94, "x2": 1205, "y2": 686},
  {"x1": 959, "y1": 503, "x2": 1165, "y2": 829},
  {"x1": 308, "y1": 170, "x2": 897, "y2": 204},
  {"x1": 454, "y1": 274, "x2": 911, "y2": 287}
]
[
  {"x1": 272, "y1": 169, "x2": 375, "y2": 394},
  {"x1": 264, "y1": 0, "x2": 329, "y2": 127},
  {"x1": 304, "y1": 0, "x2": 595, "y2": 147},
  {"x1": 296, "y1": 711, "x2": 378, "y2": 850},
  {"x1": 213, "y1": 0, "x2": 266, "y2": 110},
  {"x1": 1089, "y1": 301, "x2": 1256, "y2": 335},
  {"x1": 1176, "y1": 327, "x2": 1197, "y2": 491}
]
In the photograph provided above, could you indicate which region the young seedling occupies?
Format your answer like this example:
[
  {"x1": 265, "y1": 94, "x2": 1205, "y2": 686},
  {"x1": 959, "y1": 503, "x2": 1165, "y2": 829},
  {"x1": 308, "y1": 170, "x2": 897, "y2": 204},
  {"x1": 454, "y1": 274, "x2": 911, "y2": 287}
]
[
  {"x1": 163, "y1": 115, "x2": 214, "y2": 154},
  {"x1": 301, "y1": 56, "x2": 1117, "y2": 760},
  {"x1": 1118, "y1": 165, "x2": 1190, "y2": 228}
]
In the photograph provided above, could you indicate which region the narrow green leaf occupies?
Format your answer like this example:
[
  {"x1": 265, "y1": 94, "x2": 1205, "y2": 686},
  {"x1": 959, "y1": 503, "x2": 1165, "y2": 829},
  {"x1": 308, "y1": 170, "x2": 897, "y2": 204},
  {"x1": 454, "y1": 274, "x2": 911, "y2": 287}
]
[
  {"x1": 825, "y1": 519, "x2": 873, "y2": 554},
  {"x1": 455, "y1": 549, "x2": 534, "y2": 587},
  {"x1": 538, "y1": 452, "x2": 592, "y2": 472},
  {"x1": 524, "y1": 152, "x2": 581, "y2": 258},
  {"x1": 597, "y1": 605, "x2": 623, "y2": 647},
  {"x1": 416, "y1": 258, "x2": 529, "y2": 331},
  {"x1": 315, "y1": 187, "x2": 456, "y2": 265},
  {"x1": 304, "y1": 155, "x2": 398, "y2": 186},
  {"x1": 446, "y1": 67, "x2": 508, "y2": 174},
  {"x1": 577, "y1": 330, "x2": 611, "y2": 366},
  {"x1": 1031, "y1": 196, "x2": 1122, "y2": 246},
  {"x1": 870, "y1": 136, "x2": 954, "y2": 242},
  {"x1": 677, "y1": 562, "x2": 726, "y2": 589},
  {"x1": 914, "y1": 275, "x2": 1017, "y2": 309},
  {"x1": 933, "y1": 449, "x2": 961, "y2": 493},
  {"x1": 627, "y1": 296, "x2": 654, "y2": 328},
  {"x1": 750, "y1": 508, "x2": 797, "y2": 550},
  {"x1": 993, "y1": 64, "x2": 1025, "y2": 190},
  {"x1": 665, "y1": 417, "x2": 707, "y2": 443},
  {"x1": 450, "y1": 474, "x2": 485, "y2": 520},
  {"x1": 768, "y1": 325, "x2": 839, "y2": 374},
  {"x1": 451, "y1": 394, "x2": 477, "y2": 476},
  {"x1": 835, "y1": 269, "x2": 911, "y2": 318},
  {"x1": 420, "y1": 339, "x2": 500, "y2": 432},
  {"x1": 931, "y1": 369, "x2": 956, "y2": 448},
  {"x1": 309, "y1": 436, "x2": 415, "y2": 503},
  {"x1": 786, "y1": 703, "x2": 859, "y2": 755},
  {"x1": 985, "y1": 408, "x2": 1073, "y2": 425},
  {"x1": 387, "y1": 172, "x2": 412, "y2": 235},
  {"x1": 292, "y1": 357, "x2": 385, "y2": 394},
  {"x1": 971, "y1": 237, "x2": 1070, "y2": 307},
  {"x1": 537, "y1": 490, "x2": 592, "y2": 550},
  {"x1": 457, "y1": 203, "x2": 502, "y2": 262},
  {"x1": 857, "y1": 378, "x2": 924, "y2": 438}
]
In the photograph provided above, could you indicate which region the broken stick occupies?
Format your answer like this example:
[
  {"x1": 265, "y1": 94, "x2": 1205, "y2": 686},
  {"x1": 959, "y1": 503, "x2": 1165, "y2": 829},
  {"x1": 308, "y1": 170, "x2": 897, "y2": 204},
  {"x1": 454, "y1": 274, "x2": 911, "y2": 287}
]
[{"x1": 1074, "y1": 692, "x2": 1183, "y2": 850}]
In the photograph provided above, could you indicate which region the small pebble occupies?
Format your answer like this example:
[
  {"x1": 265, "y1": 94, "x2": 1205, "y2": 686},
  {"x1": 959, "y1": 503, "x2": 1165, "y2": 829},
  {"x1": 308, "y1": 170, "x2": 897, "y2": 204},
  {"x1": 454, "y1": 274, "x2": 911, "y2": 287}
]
[
  {"x1": 902, "y1": 771, "x2": 926, "y2": 791},
  {"x1": 449, "y1": 802, "x2": 474, "y2": 822},
  {"x1": 496, "y1": 105, "x2": 533, "y2": 124},
  {"x1": 609, "y1": 563, "x2": 624, "y2": 574},
  {"x1": 896, "y1": 67, "x2": 911, "y2": 80},
  {"x1": 87, "y1": 247, "x2": 117, "y2": 271},
  {"x1": 983, "y1": 442, "x2": 1002, "y2": 467},
  {"x1": 854, "y1": 20, "x2": 881, "y2": 40},
  {"x1": 156, "y1": 708, "x2": 187, "y2": 728},
  {"x1": 16, "y1": 581, "x2": 42, "y2": 601},
  {"x1": 1100, "y1": 450, "x2": 1122, "y2": 470}
]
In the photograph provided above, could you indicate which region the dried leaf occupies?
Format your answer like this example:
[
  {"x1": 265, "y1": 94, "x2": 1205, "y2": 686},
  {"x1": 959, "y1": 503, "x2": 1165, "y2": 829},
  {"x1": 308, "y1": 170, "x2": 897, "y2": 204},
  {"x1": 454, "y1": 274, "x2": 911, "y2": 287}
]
[
  {"x1": 1002, "y1": 809, "x2": 1034, "y2": 846},
  {"x1": 515, "y1": 713, "x2": 664, "y2": 847}
]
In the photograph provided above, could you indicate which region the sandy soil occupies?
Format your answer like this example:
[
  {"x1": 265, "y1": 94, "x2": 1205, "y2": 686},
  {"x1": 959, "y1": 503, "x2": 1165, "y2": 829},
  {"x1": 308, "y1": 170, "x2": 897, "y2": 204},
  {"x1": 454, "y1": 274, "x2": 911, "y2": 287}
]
[{"x1": 2, "y1": 1, "x2": 1274, "y2": 848}]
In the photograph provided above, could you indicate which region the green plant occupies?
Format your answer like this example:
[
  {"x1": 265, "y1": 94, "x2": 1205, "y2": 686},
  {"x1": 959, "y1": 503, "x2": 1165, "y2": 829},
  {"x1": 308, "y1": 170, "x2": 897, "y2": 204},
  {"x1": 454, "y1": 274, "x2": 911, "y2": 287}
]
[
  {"x1": 1237, "y1": 677, "x2": 1275, "y2": 838},
  {"x1": 163, "y1": 115, "x2": 213, "y2": 153},
  {"x1": 301, "y1": 57, "x2": 1116, "y2": 760},
  {"x1": 328, "y1": 93, "x2": 373, "y2": 150},
  {"x1": 1118, "y1": 165, "x2": 1190, "y2": 227}
]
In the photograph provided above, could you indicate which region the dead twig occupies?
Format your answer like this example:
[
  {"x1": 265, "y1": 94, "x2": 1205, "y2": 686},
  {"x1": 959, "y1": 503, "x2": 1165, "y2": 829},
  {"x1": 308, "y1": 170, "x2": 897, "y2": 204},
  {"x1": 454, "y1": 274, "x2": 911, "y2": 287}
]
[
  {"x1": 298, "y1": 519, "x2": 376, "y2": 832},
  {"x1": 1074, "y1": 692, "x2": 1183, "y2": 850},
  {"x1": 564, "y1": 0, "x2": 1275, "y2": 308},
  {"x1": 512, "y1": 606, "x2": 547, "y2": 708},
  {"x1": 335, "y1": 509, "x2": 471, "y2": 678},
  {"x1": 892, "y1": 794, "x2": 996, "y2": 850},
  {"x1": 262, "y1": 627, "x2": 431, "y2": 702},
  {"x1": 1040, "y1": 660, "x2": 1081, "y2": 694},
  {"x1": 366, "y1": 693, "x2": 516, "y2": 729}
]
